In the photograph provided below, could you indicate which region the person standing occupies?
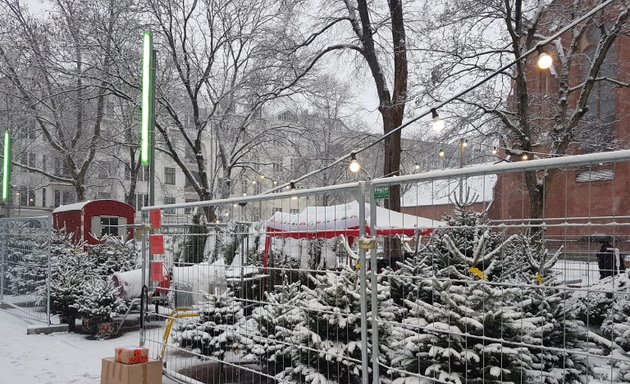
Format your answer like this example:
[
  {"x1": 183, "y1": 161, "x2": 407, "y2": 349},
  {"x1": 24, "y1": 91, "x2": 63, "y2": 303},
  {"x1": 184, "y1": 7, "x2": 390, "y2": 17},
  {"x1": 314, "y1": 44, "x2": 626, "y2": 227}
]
[{"x1": 597, "y1": 238, "x2": 626, "y2": 279}]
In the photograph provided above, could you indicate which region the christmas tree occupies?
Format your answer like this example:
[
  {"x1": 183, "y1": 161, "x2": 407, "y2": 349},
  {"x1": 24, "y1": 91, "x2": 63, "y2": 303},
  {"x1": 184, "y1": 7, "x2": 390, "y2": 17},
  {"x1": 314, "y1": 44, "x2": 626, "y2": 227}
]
[
  {"x1": 245, "y1": 278, "x2": 303, "y2": 376},
  {"x1": 173, "y1": 289, "x2": 244, "y2": 362},
  {"x1": 72, "y1": 277, "x2": 127, "y2": 337}
]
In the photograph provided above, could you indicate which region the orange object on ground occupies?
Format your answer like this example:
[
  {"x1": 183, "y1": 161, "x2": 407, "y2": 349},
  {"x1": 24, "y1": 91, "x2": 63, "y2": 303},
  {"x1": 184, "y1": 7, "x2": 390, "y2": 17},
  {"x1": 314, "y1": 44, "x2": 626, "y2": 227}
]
[{"x1": 115, "y1": 346, "x2": 148, "y2": 365}]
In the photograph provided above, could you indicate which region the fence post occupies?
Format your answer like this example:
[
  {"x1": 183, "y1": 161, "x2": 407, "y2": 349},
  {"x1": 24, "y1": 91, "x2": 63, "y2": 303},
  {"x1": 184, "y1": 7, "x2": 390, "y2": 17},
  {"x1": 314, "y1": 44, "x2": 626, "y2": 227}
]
[
  {"x1": 357, "y1": 182, "x2": 370, "y2": 384},
  {"x1": 368, "y1": 184, "x2": 380, "y2": 383},
  {"x1": 0, "y1": 220, "x2": 5, "y2": 303},
  {"x1": 46, "y1": 217, "x2": 52, "y2": 327}
]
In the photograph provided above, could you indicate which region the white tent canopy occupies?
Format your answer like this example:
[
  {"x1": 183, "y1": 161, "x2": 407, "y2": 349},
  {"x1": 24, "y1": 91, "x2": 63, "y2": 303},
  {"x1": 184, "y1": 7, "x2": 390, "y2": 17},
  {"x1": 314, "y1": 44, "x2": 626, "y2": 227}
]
[{"x1": 267, "y1": 200, "x2": 441, "y2": 233}]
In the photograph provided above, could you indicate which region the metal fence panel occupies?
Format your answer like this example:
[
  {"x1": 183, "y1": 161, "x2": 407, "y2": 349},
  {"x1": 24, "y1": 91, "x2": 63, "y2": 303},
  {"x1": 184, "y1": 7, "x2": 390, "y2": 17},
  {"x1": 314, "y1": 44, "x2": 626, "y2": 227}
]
[
  {"x1": 141, "y1": 151, "x2": 630, "y2": 384},
  {"x1": 0, "y1": 216, "x2": 51, "y2": 324}
]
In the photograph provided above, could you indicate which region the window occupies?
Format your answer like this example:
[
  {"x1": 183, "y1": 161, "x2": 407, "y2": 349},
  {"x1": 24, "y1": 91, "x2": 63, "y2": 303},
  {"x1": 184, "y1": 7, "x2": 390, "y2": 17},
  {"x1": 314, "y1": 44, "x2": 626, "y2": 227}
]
[
  {"x1": 97, "y1": 192, "x2": 111, "y2": 199},
  {"x1": 273, "y1": 207, "x2": 282, "y2": 214},
  {"x1": 164, "y1": 167, "x2": 176, "y2": 185},
  {"x1": 184, "y1": 198, "x2": 197, "y2": 214},
  {"x1": 289, "y1": 208, "x2": 299, "y2": 214},
  {"x1": 185, "y1": 147, "x2": 196, "y2": 161},
  {"x1": 17, "y1": 186, "x2": 27, "y2": 206},
  {"x1": 135, "y1": 193, "x2": 148, "y2": 211},
  {"x1": 62, "y1": 190, "x2": 75, "y2": 205},
  {"x1": 54, "y1": 190, "x2": 61, "y2": 207},
  {"x1": 185, "y1": 171, "x2": 201, "y2": 190},
  {"x1": 97, "y1": 163, "x2": 109, "y2": 179},
  {"x1": 138, "y1": 167, "x2": 150, "y2": 182},
  {"x1": 164, "y1": 196, "x2": 176, "y2": 214},
  {"x1": 42, "y1": 155, "x2": 47, "y2": 172},
  {"x1": 28, "y1": 189, "x2": 35, "y2": 206},
  {"x1": 101, "y1": 217, "x2": 119, "y2": 236},
  {"x1": 56, "y1": 158, "x2": 71, "y2": 177},
  {"x1": 42, "y1": 188, "x2": 46, "y2": 207}
]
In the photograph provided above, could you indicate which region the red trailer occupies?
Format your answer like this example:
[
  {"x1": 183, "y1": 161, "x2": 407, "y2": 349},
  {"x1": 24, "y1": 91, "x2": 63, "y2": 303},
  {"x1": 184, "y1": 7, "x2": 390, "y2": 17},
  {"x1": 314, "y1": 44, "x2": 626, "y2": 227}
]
[{"x1": 52, "y1": 200, "x2": 135, "y2": 244}]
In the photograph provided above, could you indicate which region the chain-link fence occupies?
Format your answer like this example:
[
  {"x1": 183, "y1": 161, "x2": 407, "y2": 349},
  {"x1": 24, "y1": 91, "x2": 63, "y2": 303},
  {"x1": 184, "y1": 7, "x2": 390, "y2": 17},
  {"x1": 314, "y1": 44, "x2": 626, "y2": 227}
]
[
  {"x1": 0, "y1": 216, "x2": 51, "y2": 325},
  {"x1": 140, "y1": 150, "x2": 630, "y2": 384}
]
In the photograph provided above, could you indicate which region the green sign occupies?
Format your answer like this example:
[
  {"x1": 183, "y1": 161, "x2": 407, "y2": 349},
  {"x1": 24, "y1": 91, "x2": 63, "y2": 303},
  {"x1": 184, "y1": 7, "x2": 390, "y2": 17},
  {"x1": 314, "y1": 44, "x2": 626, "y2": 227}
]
[
  {"x1": 374, "y1": 187, "x2": 389, "y2": 200},
  {"x1": 2, "y1": 131, "x2": 10, "y2": 202},
  {"x1": 141, "y1": 31, "x2": 154, "y2": 167}
]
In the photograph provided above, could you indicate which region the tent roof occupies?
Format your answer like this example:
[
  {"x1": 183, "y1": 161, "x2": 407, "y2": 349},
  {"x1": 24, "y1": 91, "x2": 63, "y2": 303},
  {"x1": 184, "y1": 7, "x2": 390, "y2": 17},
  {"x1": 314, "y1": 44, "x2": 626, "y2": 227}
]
[{"x1": 267, "y1": 200, "x2": 441, "y2": 232}]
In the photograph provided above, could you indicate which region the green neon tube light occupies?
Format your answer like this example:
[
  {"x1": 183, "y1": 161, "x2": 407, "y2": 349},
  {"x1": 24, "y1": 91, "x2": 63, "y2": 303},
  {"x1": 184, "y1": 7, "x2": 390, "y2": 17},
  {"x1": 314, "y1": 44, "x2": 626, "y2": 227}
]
[
  {"x1": 2, "y1": 131, "x2": 10, "y2": 202},
  {"x1": 141, "y1": 32, "x2": 152, "y2": 166}
]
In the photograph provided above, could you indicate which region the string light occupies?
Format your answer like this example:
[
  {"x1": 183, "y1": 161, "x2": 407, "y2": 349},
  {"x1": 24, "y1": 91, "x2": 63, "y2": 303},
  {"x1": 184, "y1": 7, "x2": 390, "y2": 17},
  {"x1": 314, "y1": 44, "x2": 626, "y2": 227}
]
[
  {"x1": 438, "y1": 149, "x2": 445, "y2": 158},
  {"x1": 242, "y1": 192, "x2": 247, "y2": 196},
  {"x1": 348, "y1": 153, "x2": 361, "y2": 173},
  {"x1": 462, "y1": 139, "x2": 468, "y2": 148},
  {"x1": 260, "y1": 3, "x2": 611, "y2": 195},
  {"x1": 537, "y1": 48, "x2": 553, "y2": 70},
  {"x1": 252, "y1": 180, "x2": 257, "y2": 185},
  {"x1": 414, "y1": 163, "x2": 421, "y2": 170},
  {"x1": 431, "y1": 109, "x2": 445, "y2": 131},
  {"x1": 522, "y1": 154, "x2": 529, "y2": 160}
]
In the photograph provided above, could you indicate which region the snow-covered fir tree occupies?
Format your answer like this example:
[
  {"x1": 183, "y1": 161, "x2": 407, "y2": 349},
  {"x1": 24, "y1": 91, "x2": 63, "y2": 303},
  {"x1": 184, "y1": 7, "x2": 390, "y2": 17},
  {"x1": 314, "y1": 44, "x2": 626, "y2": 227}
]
[
  {"x1": 5, "y1": 223, "x2": 50, "y2": 295},
  {"x1": 86, "y1": 235, "x2": 138, "y2": 276},
  {"x1": 73, "y1": 277, "x2": 127, "y2": 334},
  {"x1": 277, "y1": 269, "x2": 364, "y2": 384},
  {"x1": 410, "y1": 191, "x2": 518, "y2": 286},
  {"x1": 245, "y1": 278, "x2": 303, "y2": 376},
  {"x1": 391, "y1": 278, "x2": 533, "y2": 384},
  {"x1": 173, "y1": 289, "x2": 244, "y2": 362}
]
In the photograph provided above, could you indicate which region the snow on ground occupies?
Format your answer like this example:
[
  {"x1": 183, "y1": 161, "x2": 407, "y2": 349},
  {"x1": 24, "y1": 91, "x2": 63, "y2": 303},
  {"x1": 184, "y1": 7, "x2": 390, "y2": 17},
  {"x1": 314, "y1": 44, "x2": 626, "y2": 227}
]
[{"x1": 0, "y1": 310, "x2": 177, "y2": 384}]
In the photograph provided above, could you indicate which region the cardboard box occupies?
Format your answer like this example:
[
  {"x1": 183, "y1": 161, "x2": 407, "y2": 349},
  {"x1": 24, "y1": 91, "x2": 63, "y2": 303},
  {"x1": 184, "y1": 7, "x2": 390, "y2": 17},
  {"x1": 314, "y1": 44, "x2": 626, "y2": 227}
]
[
  {"x1": 101, "y1": 357, "x2": 162, "y2": 384},
  {"x1": 115, "y1": 346, "x2": 148, "y2": 364}
]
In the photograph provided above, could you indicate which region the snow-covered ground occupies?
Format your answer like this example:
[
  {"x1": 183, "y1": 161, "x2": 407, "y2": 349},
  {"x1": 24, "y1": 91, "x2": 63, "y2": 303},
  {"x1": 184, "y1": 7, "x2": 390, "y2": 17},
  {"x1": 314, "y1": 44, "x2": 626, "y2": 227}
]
[{"x1": 0, "y1": 310, "x2": 178, "y2": 384}]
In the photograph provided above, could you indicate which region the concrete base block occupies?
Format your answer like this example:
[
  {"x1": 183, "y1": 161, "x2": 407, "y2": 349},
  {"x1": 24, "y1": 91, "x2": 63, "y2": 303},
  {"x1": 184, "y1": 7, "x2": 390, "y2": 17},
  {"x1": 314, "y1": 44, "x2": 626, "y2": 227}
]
[{"x1": 27, "y1": 324, "x2": 69, "y2": 335}]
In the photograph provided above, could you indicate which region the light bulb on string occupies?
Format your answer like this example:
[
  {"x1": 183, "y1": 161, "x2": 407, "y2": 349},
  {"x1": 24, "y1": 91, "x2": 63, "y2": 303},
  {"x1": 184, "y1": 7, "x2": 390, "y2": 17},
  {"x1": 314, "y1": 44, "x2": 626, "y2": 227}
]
[
  {"x1": 522, "y1": 153, "x2": 529, "y2": 160},
  {"x1": 537, "y1": 47, "x2": 553, "y2": 70},
  {"x1": 491, "y1": 147, "x2": 498, "y2": 155},
  {"x1": 431, "y1": 109, "x2": 445, "y2": 131},
  {"x1": 438, "y1": 149, "x2": 445, "y2": 158},
  {"x1": 414, "y1": 163, "x2": 420, "y2": 171},
  {"x1": 462, "y1": 139, "x2": 468, "y2": 148},
  {"x1": 348, "y1": 153, "x2": 361, "y2": 173}
]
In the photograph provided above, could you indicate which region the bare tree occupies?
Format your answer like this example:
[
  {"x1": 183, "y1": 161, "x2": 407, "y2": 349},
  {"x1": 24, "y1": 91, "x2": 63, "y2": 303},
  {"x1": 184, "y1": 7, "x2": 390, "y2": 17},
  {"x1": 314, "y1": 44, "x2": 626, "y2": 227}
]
[
  {"x1": 140, "y1": 0, "x2": 308, "y2": 222},
  {"x1": 412, "y1": 0, "x2": 629, "y2": 223},
  {"x1": 0, "y1": 0, "x2": 128, "y2": 201},
  {"x1": 279, "y1": 0, "x2": 409, "y2": 212}
]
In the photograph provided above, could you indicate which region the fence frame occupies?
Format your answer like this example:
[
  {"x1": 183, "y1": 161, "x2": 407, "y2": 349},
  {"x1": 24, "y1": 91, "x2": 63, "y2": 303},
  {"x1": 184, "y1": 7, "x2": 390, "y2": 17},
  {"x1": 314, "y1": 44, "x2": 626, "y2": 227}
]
[{"x1": 140, "y1": 148, "x2": 630, "y2": 383}]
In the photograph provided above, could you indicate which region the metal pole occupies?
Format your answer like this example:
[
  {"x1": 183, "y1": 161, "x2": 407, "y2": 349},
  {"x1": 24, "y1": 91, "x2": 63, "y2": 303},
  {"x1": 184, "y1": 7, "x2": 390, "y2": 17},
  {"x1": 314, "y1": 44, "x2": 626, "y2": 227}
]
[
  {"x1": 0, "y1": 220, "x2": 5, "y2": 303},
  {"x1": 357, "y1": 182, "x2": 369, "y2": 384},
  {"x1": 459, "y1": 138, "x2": 465, "y2": 198},
  {"x1": 149, "y1": 49, "x2": 157, "y2": 207},
  {"x1": 140, "y1": 212, "x2": 147, "y2": 347},
  {"x1": 46, "y1": 217, "x2": 52, "y2": 326},
  {"x1": 369, "y1": 184, "x2": 380, "y2": 383}
]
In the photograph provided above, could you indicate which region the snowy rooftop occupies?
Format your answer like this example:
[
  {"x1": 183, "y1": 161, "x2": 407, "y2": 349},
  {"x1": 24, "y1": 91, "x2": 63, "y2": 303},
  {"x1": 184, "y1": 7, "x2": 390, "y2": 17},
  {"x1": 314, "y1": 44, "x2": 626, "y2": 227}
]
[
  {"x1": 52, "y1": 201, "x2": 91, "y2": 213},
  {"x1": 402, "y1": 173, "x2": 497, "y2": 207}
]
